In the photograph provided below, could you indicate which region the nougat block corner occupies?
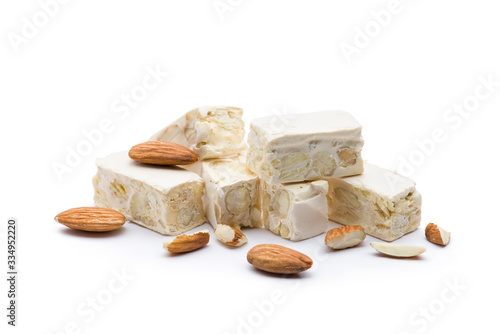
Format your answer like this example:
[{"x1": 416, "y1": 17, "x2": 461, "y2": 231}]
[{"x1": 93, "y1": 151, "x2": 206, "y2": 235}]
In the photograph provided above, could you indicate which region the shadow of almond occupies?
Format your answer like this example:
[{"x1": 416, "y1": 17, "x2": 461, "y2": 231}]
[
  {"x1": 371, "y1": 252, "x2": 426, "y2": 261},
  {"x1": 59, "y1": 226, "x2": 127, "y2": 238},
  {"x1": 248, "y1": 266, "x2": 310, "y2": 279}
]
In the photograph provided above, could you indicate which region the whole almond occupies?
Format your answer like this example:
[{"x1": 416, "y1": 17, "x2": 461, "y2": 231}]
[
  {"x1": 55, "y1": 207, "x2": 126, "y2": 232},
  {"x1": 247, "y1": 244, "x2": 313, "y2": 274},
  {"x1": 425, "y1": 223, "x2": 451, "y2": 246},
  {"x1": 163, "y1": 230, "x2": 210, "y2": 253},
  {"x1": 129, "y1": 141, "x2": 198, "y2": 165},
  {"x1": 214, "y1": 224, "x2": 248, "y2": 247}
]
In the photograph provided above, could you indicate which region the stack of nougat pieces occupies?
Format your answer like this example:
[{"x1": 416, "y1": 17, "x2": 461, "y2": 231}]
[{"x1": 93, "y1": 106, "x2": 421, "y2": 241}]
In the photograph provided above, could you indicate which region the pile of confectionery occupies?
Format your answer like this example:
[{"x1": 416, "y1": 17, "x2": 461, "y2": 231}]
[{"x1": 55, "y1": 106, "x2": 451, "y2": 275}]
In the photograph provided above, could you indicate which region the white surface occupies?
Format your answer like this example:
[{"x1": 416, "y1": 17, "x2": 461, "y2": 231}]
[
  {"x1": 342, "y1": 162, "x2": 416, "y2": 199},
  {"x1": 251, "y1": 110, "x2": 361, "y2": 138},
  {"x1": 1, "y1": 1, "x2": 499, "y2": 333},
  {"x1": 97, "y1": 151, "x2": 202, "y2": 191}
]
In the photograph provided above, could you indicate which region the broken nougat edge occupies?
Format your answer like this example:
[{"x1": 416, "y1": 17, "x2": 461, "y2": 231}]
[
  {"x1": 326, "y1": 163, "x2": 422, "y2": 242},
  {"x1": 201, "y1": 158, "x2": 262, "y2": 229},
  {"x1": 261, "y1": 180, "x2": 329, "y2": 241},
  {"x1": 92, "y1": 152, "x2": 207, "y2": 235},
  {"x1": 246, "y1": 110, "x2": 364, "y2": 185},
  {"x1": 149, "y1": 106, "x2": 246, "y2": 160}
]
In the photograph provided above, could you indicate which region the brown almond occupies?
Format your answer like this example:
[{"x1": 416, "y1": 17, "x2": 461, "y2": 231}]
[
  {"x1": 55, "y1": 207, "x2": 126, "y2": 232},
  {"x1": 247, "y1": 244, "x2": 313, "y2": 274},
  {"x1": 425, "y1": 223, "x2": 451, "y2": 246},
  {"x1": 129, "y1": 141, "x2": 198, "y2": 165},
  {"x1": 163, "y1": 230, "x2": 210, "y2": 253}
]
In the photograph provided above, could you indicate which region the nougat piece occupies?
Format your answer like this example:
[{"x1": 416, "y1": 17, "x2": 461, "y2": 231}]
[
  {"x1": 92, "y1": 152, "x2": 206, "y2": 235},
  {"x1": 201, "y1": 158, "x2": 262, "y2": 229},
  {"x1": 261, "y1": 180, "x2": 329, "y2": 241},
  {"x1": 149, "y1": 106, "x2": 245, "y2": 160},
  {"x1": 247, "y1": 110, "x2": 364, "y2": 184},
  {"x1": 326, "y1": 163, "x2": 422, "y2": 242}
]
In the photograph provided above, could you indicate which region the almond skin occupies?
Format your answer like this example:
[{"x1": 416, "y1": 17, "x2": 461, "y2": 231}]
[
  {"x1": 163, "y1": 230, "x2": 210, "y2": 253},
  {"x1": 129, "y1": 141, "x2": 198, "y2": 165},
  {"x1": 55, "y1": 207, "x2": 126, "y2": 232},
  {"x1": 247, "y1": 244, "x2": 313, "y2": 274}
]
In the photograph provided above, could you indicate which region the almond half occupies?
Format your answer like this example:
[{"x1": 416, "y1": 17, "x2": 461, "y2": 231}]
[
  {"x1": 129, "y1": 141, "x2": 198, "y2": 165},
  {"x1": 371, "y1": 242, "x2": 426, "y2": 258},
  {"x1": 55, "y1": 207, "x2": 126, "y2": 232},
  {"x1": 163, "y1": 230, "x2": 210, "y2": 253},
  {"x1": 247, "y1": 244, "x2": 313, "y2": 274},
  {"x1": 425, "y1": 223, "x2": 450, "y2": 246},
  {"x1": 325, "y1": 225, "x2": 366, "y2": 250},
  {"x1": 214, "y1": 224, "x2": 248, "y2": 247}
]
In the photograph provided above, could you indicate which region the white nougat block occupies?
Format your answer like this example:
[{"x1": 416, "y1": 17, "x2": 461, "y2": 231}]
[
  {"x1": 149, "y1": 106, "x2": 246, "y2": 160},
  {"x1": 246, "y1": 110, "x2": 364, "y2": 184},
  {"x1": 261, "y1": 180, "x2": 329, "y2": 241},
  {"x1": 201, "y1": 158, "x2": 262, "y2": 229},
  {"x1": 326, "y1": 163, "x2": 422, "y2": 242},
  {"x1": 92, "y1": 152, "x2": 207, "y2": 235}
]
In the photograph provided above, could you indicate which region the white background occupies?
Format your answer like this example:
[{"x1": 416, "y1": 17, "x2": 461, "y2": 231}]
[{"x1": 1, "y1": 1, "x2": 499, "y2": 333}]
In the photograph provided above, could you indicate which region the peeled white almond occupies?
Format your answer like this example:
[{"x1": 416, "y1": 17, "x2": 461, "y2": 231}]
[{"x1": 371, "y1": 242, "x2": 426, "y2": 258}]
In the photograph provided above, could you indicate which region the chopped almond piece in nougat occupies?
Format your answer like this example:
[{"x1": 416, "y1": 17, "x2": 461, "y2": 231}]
[
  {"x1": 201, "y1": 158, "x2": 262, "y2": 229},
  {"x1": 201, "y1": 156, "x2": 328, "y2": 241},
  {"x1": 246, "y1": 110, "x2": 364, "y2": 184},
  {"x1": 149, "y1": 106, "x2": 245, "y2": 160},
  {"x1": 260, "y1": 179, "x2": 329, "y2": 241}
]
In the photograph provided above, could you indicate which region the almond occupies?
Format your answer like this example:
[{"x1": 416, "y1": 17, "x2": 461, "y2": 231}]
[
  {"x1": 129, "y1": 141, "x2": 198, "y2": 165},
  {"x1": 55, "y1": 207, "x2": 126, "y2": 232},
  {"x1": 371, "y1": 242, "x2": 426, "y2": 258},
  {"x1": 163, "y1": 230, "x2": 210, "y2": 253},
  {"x1": 247, "y1": 244, "x2": 313, "y2": 274},
  {"x1": 214, "y1": 224, "x2": 248, "y2": 247},
  {"x1": 325, "y1": 225, "x2": 365, "y2": 250},
  {"x1": 425, "y1": 223, "x2": 450, "y2": 246}
]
